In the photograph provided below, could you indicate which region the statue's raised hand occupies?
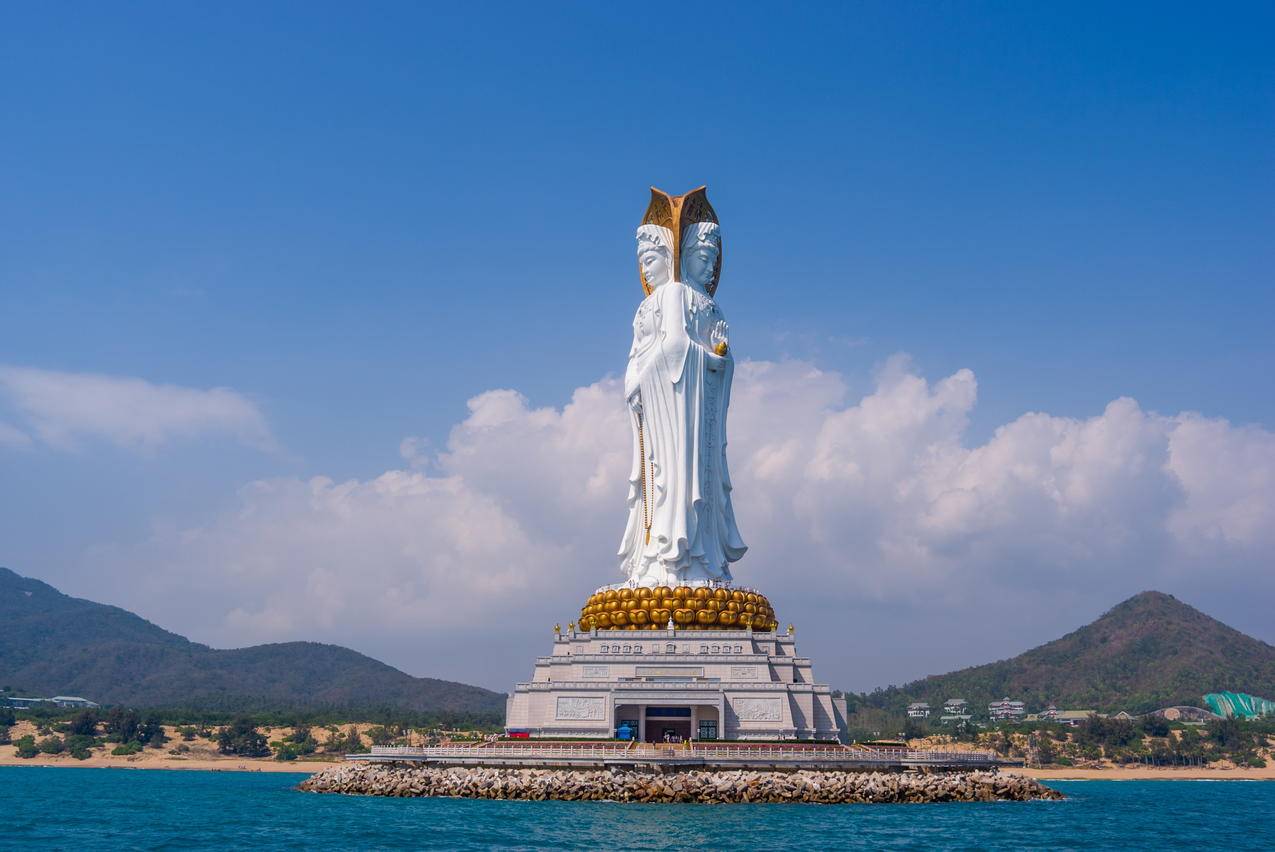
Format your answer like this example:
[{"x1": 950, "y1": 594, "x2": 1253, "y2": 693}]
[{"x1": 709, "y1": 320, "x2": 729, "y2": 356}]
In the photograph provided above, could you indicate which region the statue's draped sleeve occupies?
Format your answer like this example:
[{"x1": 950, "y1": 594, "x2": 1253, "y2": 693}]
[
  {"x1": 625, "y1": 285, "x2": 691, "y2": 399},
  {"x1": 657, "y1": 282, "x2": 692, "y2": 386}
]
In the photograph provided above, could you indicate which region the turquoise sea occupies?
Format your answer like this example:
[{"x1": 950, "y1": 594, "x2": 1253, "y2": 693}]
[{"x1": 2, "y1": 767, "x2": 1271, "y2": 850}]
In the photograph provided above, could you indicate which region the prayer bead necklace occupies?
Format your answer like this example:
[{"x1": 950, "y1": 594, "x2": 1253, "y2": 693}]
[{"x1": 638, "y1": 412, "x2": 653, "y2": 545}]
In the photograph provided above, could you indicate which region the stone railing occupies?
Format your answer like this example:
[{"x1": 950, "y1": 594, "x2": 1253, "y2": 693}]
[
  {"x1": 516, "y1": 680, "x2": 827, "y2": 691},
  {"x1": 367, "y1": 744, "x2": 632, "y2": 760},
  {"x1": 364, "y1": 744, "x2": 996, "y2": 764},
  {"x1": 534, "y1": 655, "x2": 813, "y2": 667}
]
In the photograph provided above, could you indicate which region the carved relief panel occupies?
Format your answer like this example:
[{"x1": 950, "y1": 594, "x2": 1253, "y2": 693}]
[
  {"x1": 733, "y1": 697, "x2": 782, "y2": 722},
  {"x1": 555, "y1": 696, "x2": 606, "y2": 721}
]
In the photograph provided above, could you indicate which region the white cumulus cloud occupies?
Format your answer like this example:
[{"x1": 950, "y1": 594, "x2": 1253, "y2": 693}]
[
  {"x1": 0, "y1": 366, "x2": 272, "y2": 451},
  {"x1": 80, "y1": 359, "x2": 1275, "y2": 691}
]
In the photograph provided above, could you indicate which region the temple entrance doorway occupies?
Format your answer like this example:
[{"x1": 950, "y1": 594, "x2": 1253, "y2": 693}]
[
  {"x1": 651, "y1": 721, "x2": 691, "y2": 742},
  {"x1": 644, "y1": 706, "x2": 693, "y2": 743}
]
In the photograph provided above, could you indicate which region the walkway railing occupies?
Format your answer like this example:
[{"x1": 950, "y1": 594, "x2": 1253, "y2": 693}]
[{"x1": 363, "y1": 744, "x2": 996, "y2": 764}]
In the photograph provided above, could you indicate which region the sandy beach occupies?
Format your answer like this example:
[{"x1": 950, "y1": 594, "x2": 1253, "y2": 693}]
[
  {"x1": 0, "y1": 752, "x2": 333, "y2": 773},
  {"x1": 5, "y1": 748, "x2": 1271, "y2": 780},
  {"x1": 4, "y1": 720, "x2": 1271, "y2": 778},
  {"x1": 6, "y1": 758, "x2": 1270, "y2": 780}
]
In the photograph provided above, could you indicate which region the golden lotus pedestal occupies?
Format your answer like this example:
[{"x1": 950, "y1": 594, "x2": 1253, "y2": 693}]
[{"x1": 578, "y1": 586, "x2": 778, "y2": 632}]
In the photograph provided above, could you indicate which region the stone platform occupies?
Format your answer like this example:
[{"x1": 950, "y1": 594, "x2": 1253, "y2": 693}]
[
  {"x1": 351, "y1": 743, "x2": 1003, "y2": 772},
  {"x1": 502, "y1": 627, "x2": 848, "y2": 742}
]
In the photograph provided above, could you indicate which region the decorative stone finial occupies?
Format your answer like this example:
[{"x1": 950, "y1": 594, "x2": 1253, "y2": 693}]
[{"x1": 787, "y1": 623, "x2": 795, "y2": 635}]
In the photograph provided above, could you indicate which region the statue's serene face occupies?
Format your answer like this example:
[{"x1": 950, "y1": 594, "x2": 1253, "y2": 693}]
[
  {"x1": 638, "y1": 245, "x2": 671, "y2": 289},
  {"x1": 682, "y1": 241, "x2": 719, "y2": 290}
]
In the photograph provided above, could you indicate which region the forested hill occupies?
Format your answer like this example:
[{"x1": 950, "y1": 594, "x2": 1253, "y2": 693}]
[
  {"x1": 860, "y1": 591, "x2": 1275, "y2": 715},
  {"x1": 0, "y1": 567, "x2": 505, "y2": 719}
]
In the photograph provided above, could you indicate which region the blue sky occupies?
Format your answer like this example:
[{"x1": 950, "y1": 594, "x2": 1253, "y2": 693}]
[{"x1": 2, "y1": 3, "x2": 1273, "y2": 691}]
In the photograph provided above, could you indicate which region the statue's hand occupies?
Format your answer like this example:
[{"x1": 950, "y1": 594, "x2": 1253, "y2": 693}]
[
  {"x1": 628, "y1": 390, "x2": 642, "y2": 414},
  {"x1": 709, "y1": 320, "x2": 729, "y2": 357}
]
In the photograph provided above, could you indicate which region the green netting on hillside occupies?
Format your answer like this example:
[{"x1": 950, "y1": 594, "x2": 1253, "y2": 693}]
[{"x1": 1204, "y1": 691, "x2": 1275, "y2": 719}]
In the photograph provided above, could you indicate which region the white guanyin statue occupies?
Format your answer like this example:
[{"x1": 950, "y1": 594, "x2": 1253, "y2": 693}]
[{"x1": 617, "y1": 187, "x2": 747, "y2": 587}]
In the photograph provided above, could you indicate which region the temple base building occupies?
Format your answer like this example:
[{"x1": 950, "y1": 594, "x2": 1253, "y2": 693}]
[{"x1": 504, "y1": 623, "x2": 849, "y2": 742}]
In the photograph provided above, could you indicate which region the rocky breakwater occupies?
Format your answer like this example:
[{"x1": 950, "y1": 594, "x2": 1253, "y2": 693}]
[{"x1": 299, "y1": 763, "x2": 1063, "y2": 804}]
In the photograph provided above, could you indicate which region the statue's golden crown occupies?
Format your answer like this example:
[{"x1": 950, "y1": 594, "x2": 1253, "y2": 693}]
[{"x1": 638, "y1": 186, "x2": 723, "y2": 296}]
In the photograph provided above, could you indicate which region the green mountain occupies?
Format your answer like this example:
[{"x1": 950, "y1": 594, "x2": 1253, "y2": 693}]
[
  {"x1": 861, "y1": 591, "x2": 1275, "y2": 716},
  {"x1": 0, "y1": 566, "x2": 505, "y2": 719}
]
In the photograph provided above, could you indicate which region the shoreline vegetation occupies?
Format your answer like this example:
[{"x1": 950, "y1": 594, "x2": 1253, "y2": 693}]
[
  {"x1": 2, "y1": 708, "x2": 1271, "y2": 780},
  {"x1": 0, "y1": 717, "x2": 440, "y2": 774},
  {"x1": 3, "y1": 752, "x2": 1272, "y2": 781},
  {"x1": 852, "y1": 713, "x2": 1275, "y2": 772}
]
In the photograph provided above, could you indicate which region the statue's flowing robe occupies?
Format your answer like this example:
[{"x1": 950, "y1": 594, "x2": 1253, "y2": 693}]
[{"x1": 619, "y1": 282, "x2": 747, "y2": 586}]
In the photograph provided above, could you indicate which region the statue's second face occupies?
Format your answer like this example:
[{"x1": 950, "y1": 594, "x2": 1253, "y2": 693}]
[
  {"x1": 682, "y1": 242, "x2": 718, "y2": 290},
  {"x1": 639, "y1": 245, "x2": 671, "y2": 289}
]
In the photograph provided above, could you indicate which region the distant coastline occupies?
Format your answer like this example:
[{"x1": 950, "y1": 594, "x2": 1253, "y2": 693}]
[
  {"x1": 0, "y1": 753, "x2": 328, "y2": 773},
  {"x1": 0, "y1": 719, "x2": 355, "y2": 774},
  {"x1": 3, "y1": 749, "x2": 1272, "y2": 781}
]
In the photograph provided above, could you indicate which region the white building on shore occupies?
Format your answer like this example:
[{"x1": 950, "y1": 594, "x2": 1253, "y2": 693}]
[
  {"x1": 939, "y1": 698, "x2": 971, "y2": 724},
  {"x1": 3, "y1": 695, "x2": 99, "y2": 710},
  {"x1": 988, "y1": 697, "x2": 1026, "y2": 722}
]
